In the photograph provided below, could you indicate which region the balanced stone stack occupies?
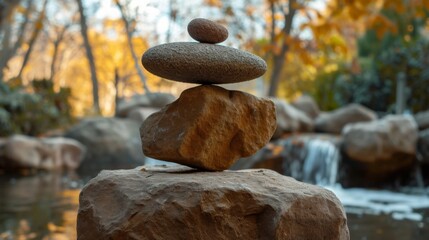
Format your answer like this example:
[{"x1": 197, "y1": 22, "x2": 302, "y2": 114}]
[
  {"x1": 140, "y1": 18, "x2": 276, "y2": 170},
  {"x1": 77, "y1": 18, "x2": 349, "y2": 240}
]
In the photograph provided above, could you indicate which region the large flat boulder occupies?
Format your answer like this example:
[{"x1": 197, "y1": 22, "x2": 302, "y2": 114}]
[
  {"x1": 315, "y1": 104, "x2": 377, "y2": 134},
  {"x1": 77, "y1": 166, "x2": 349, "y2": 240},
  {"x1": 342, "y1": 115, "x2": 418, "y2": 173}
]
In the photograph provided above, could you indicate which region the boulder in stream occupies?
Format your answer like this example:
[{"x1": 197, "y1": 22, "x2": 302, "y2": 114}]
[
  {"x1": 315, "y1": 104, "x2": 377, "y2": 134},
  {"x1": 77, "y1": 166, "x2": 349, "y2": 240},
  {"x1": 0, "y1": 135, "x2": 85, "y2": 171},
  {"x1": 342, "y1": 115, "x2": 418, "y2": 174},
  {"x1": 64, "y1": 118, "x2": 144, "y2": 175}
]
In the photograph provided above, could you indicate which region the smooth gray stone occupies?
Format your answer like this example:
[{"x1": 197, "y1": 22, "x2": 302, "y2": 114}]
[{"x1": 141, "y1": 42, "x2": 267, "y2": 84}]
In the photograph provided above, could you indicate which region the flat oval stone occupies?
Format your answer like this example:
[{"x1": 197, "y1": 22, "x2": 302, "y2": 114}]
[
  {"x1": 141, "y1": 42, "x2": 267, "y2": 84},
  {"x1": 187, "y1": 18, "x2": 228, "y2": 44}
]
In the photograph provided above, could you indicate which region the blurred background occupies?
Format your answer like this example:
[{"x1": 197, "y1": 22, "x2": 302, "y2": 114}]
[{"x1": 0, "y1": 0, "x2": 429, "y2": 239}]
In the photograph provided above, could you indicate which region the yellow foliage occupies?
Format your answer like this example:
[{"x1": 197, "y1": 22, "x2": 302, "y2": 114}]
[
  {"x1": 59, "y1": 23, "x2": 155, "y2": 116},
  {"x1": 204, "y1": 0, "x2": 222, "y2": 7},
  {"x1": 15, "y1": 5, "x2": 27, "y2": 14}
]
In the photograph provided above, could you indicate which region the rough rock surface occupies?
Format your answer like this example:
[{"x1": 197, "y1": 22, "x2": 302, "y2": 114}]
[
  {"x1": 140, "y1": 85, "x2": 276, "y2": 171},
  {"x1": 141, "y1": 42, "x2": 267, "y2": 84},
  {"x1": 418, "y1": 129, "x2": 429, "y2": 164},
  {"x1": 291, "y1": 95, "x2": 320, "y2": 119},
  {"x1": 77, "y1": 166, "x2": 349, "y2": 240},
  {"x1": 187, "y1": 18, "x2": 228, "y2": 44},
  {"x1": 342, "y1": 115, "x2": 418, "y2": 171},
  {"x1": 116, "y1": 93, "x2": 175, "y2": 118},
  {"x1": 415, "y1": 110, "x2": 429, "y2": 130},
  {"x1": 64, "y1": 118, "x2": 144, "y2": 174},
  {"x1": 270, "y1": 98, "x2": 313, "y2": 139},
  {"x1": 0, "y1": 135, "x2": 85, "y2": 170},
  {"x1": 315, "y1": 104, "x2": 377, "y2": 134}
]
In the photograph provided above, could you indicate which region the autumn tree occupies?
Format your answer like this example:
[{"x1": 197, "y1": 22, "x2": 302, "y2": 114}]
[
  {"x1": 0, "y1": 0, "x2": 32, "y2": 82},
  {"x1": 46, "y1": 0, "x2": 76, "y2": 82},
  {"x1": 309, "y1": 0, "x2": 429, "y2": 111},
  {"x1": 114, "y1": 0, "x2": 151, "y2": 93},
  {"x1": 265, "y1": 0, "x2": 300, "y2": 97},
  {"x1": 16, "y1": 0, "x2": 49, "y2": 79},
  {"x1": 77, "y1": 0, "x2": 100, "y2": 114}
]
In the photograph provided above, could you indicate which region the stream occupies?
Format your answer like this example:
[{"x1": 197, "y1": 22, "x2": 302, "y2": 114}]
[{"x1": 1, "y1": 138, "x2": 429, "y2": 239}]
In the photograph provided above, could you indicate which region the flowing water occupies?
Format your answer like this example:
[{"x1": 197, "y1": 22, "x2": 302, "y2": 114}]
[
  {"x1": 280, "y1": 136, "x2": 429, "y2": 239},
  {"x1": 1, "y1": 138, "x2": 429, "y2": 239}
]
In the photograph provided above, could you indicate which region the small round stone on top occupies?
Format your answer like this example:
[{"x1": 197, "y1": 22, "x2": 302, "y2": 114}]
[{"x1": 187, "y1": 18, "x2": 228, "y2": 44}]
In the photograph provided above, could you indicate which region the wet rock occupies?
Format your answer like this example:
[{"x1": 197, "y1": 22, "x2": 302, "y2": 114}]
[
  {"x1": 141, "y1": 42, "x2": 267, "y2": 84},
  {"x1": 270, "y1": 98, "x2": 314, "y2": 139},
  {"x1": 315, "y1": 104, "x2": 377, "y2": 134},
  {"x1": 415, "y1": 110, "x2": 429, "y2": 130},
  {"x1": 116, "y1": 93, "x2": 175, "y2": 118},
  {"x1": 64, "y1": 118, "x2": 144, "y2": 175},
  {"x1": 126, "y1": 107, "x2": 159, "y2": 124},
  {"x1": 342, "y1": 115, "x2": 418, "y2": 173},
  {"x1": 77, "y1": 166, "x2": 349, "y2": 240},
  {"x1": 0, "y1": 135, "x2": 47, "y2": 170},
  {"x1": 187, "y1": 18, "x2": 228, "y2": 44},
  {"x1": 291, "y1": 95, "x2": 320, "y2": 119},
  {"x1": 0, "y1": 135, "x2": 85, "y2": 170},
  {"x1": 418, "y1": 129, "x2": 429, "y2": 164},
  {"x1": 140, "y1": 85, "x2": 276, "y2": 171},
  {"x1": 41, "y1": 137, "x2": 86, "y2": 170}
]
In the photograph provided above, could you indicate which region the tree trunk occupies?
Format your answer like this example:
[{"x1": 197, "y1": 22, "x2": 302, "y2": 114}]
[
  {"x1": 267, "y1": 0, "x2": 296, "y2": 97},
  {"x1": 115, "y1": 0, "x2": 151, "y2": 94},
  {"x1": 77, "y1": 0, "x2": 100, "y2": 114},
  {"x1": 0, "y1": 20, "x2": 12, "y2": 82},
  {"x1": 268, "y1": 54, "x2": 287, "y2": 97},
  {"x1": 16, "y1": 0, "x2": 48, "y2": 79},
  {"x1": 0, "y1": 0, "x2": 32, "y2": 81},
  {"x1": 114, "y1": 68, "x2": 120, "y2": 114},
  {"x1": 49, "y1": 25, "x2": 68, "y2": 82}
]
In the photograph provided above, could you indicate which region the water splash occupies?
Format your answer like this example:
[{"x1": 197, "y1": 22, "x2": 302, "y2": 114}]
[
  {"x1": 326, "y1": 185, "x2": 429, "y2": 221},
  {"x1": 280, "y1": 136, "x2": 340, "y2": 186},
  {"x1": 302, "y1": 139, "x2": 340, "y2": 186}
]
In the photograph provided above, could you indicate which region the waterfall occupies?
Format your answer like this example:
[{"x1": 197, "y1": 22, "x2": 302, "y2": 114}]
[
  {"x1": 302, "y1": 139, "x2": 340, "y2": 186},
  {"x1": 280, "y1": 136, "x2": 340, "y2": 186}
]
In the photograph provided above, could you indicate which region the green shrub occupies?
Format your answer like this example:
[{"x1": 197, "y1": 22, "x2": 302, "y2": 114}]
[{"x1": 0, "y1": 79, "x2": 73, "y2": 136}]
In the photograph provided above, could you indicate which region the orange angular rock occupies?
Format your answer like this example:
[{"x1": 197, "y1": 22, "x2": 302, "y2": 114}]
[{"x1": 140, "y1": 85, "x2": 276, "y2": 171}]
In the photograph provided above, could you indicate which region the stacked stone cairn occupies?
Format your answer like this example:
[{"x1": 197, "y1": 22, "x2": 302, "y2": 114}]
[
  {"x1": 140, "y1": 18, "x2": 276, "y2": 170},
  {"x1": 77, "y1": 18, "x2": 349, "y2": 240}
]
